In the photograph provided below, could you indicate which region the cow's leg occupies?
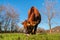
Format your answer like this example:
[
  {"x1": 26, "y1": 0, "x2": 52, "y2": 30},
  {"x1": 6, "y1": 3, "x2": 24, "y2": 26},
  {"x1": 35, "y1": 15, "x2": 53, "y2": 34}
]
[
  {"x1": 26, "y1": 26, "x2": 33, "y2": 34},
  {"x1": 31, "y1": 26, "x2": 35, "y2": 34},
  {"x1": 24, "y1": 27, "x2": 29, "y2": 34},
  {"x1": 28, "y1": 26, "x2": 34, "y2": 34},
  {"x1": 34, "y1": 25, "x2": 38, "y2": 34},
  {"x1": 30, "y1": 27, "x2": 34, "y2": 34},
  {"x1": 24, "y1": 27, "x2": 30, "y2": 36},
  {"x1": 27, "y1": 27, "x2": 31, "y2": 34}
]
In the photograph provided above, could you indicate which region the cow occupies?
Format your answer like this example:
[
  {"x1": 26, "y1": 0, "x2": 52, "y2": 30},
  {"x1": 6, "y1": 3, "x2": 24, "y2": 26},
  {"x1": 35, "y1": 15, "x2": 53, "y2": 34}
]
[{"x1": 22, "y1": 6, "x2": 41, "y2": 34}]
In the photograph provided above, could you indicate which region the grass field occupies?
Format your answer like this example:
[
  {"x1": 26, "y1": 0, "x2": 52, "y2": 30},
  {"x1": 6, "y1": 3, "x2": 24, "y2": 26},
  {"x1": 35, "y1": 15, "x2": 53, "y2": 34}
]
[{"x1": 0, "y1": 33, "x2": 60, "y2": 40}]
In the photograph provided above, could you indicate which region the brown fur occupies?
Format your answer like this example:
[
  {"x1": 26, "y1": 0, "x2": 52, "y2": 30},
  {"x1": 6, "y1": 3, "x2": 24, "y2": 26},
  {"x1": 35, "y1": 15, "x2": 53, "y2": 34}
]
[{"x1": 22, "y1": 6, "x2": 41, "y2": 34}]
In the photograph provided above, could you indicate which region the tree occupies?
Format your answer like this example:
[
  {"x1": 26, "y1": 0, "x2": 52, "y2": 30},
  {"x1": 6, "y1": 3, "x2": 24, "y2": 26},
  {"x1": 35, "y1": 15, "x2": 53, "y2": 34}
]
[
  {"x1": 42, "y1": 0, "x2": 57, "y2": 33},
  {"x1": 10, "y1": 7, "x2": 19, "y2": 32},
  {"x1": 0, "y1": 5, "x2": 19, "y2": 32},
  {"x1": 0, "y1": 5, "x2": 5, "y2": 32}
]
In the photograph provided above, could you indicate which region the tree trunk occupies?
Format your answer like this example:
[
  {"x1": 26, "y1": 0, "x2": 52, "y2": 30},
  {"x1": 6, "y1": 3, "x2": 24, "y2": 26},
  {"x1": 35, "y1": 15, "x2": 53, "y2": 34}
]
[
  {"x1": 49, "y1": 20, "x2": 52, "y2": 33},
  {"x1": 0, "y1": 22, "x2": 2, "y2": 32},
  {"x1": 0, "y1": 25, "x2": 1, "y2": 32}
]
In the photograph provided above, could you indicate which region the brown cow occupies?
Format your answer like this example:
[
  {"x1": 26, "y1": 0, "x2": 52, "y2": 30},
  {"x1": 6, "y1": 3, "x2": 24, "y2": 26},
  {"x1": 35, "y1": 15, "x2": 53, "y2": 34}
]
[{"x1": 22, "y1": 6, "x2": 41, "y2": 34}]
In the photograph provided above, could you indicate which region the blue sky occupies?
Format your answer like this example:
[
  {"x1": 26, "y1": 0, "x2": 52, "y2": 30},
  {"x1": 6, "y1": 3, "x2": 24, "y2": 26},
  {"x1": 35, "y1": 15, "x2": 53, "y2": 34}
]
[{"x1": 0, "y1": 0, "x2": 60, "y2": 30}]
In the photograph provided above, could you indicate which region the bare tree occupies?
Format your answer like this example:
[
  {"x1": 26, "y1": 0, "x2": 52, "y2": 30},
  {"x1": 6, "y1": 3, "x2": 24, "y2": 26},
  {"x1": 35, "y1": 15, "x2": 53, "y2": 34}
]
[
  {"x1": 0, "y1": 5, "x2": 19, "y2": 32},
  {"x1": 0, "y1": 5, "x2": 5, "y2": 32},
  {"x1": 10, "y1": 7, "x2": 19, "y2": 32},
  {"x1": 42, "y1": 0, "x2": 57, "y2": 33}
]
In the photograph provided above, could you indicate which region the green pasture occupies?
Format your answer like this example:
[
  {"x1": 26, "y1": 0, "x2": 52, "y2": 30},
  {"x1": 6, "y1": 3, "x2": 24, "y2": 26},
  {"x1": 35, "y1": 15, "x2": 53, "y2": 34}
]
[{"x1": 0, "y1": 33, "x2": 60, "y2": 40}]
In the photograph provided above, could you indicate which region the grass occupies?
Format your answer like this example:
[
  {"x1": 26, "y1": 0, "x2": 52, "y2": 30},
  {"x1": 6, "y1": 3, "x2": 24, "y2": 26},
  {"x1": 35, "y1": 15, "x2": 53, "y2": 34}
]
[{"x1": 0, "y1": 33, "x2": 60, "y2": 40}]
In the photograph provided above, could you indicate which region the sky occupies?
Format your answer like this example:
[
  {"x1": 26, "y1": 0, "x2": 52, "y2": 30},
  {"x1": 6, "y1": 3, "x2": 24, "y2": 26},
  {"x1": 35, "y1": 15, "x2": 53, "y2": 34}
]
[{"x1": 0, "y1": 0, "x2": 60, "y2": 30}]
